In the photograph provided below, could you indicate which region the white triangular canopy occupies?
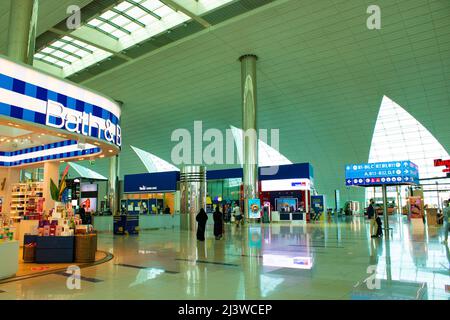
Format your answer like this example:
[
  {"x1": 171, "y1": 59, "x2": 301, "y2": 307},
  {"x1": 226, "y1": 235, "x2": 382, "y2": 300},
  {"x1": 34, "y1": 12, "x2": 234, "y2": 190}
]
[
  {"x1": 68, "y1": 162, "x2": 107, "y2": 180},
  {"x1": 131, "y1": 145, "x2": 180, "y2": 173},
  {"x1": 369, "y1": 95, "x2": 449, "y2": 179},
  {"x1": 230, "y1": 125, "x2": 292, "y2": 167}
]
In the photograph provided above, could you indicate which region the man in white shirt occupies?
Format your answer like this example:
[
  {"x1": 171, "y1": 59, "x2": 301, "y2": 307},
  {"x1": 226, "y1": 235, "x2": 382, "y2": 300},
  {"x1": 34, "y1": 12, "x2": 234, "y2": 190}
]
[{"x1": 232, "y1": 203, "x2": 243, "y2": 227}]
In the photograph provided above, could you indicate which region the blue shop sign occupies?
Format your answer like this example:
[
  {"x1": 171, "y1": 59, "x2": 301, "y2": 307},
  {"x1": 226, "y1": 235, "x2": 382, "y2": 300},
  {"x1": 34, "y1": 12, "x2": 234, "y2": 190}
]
[{"x1": 124, "y1": 171, "x2": 179, "y2": 193}]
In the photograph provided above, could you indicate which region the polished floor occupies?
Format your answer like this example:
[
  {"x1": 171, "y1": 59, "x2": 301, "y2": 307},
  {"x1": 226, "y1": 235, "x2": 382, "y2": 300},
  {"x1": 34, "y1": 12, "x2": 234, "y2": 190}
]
[{"x1": 0, "y1": 215, "x2": 449, "y2": 300}]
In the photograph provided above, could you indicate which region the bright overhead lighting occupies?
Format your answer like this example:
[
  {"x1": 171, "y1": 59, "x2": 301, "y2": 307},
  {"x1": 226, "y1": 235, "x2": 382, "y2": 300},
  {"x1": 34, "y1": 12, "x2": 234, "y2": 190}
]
[
  {"x1": 108, "y1": 150, "x2": 113, "y2": 153},
  {"x1": 99, "y1": 155, "x2": 105, "y2": 158}
]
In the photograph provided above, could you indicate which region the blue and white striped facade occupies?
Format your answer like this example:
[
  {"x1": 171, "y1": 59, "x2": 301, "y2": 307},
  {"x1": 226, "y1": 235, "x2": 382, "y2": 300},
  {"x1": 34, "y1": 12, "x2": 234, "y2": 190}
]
[{"x1": 0, "y1": 55, "x2": 121, "y2": 167}]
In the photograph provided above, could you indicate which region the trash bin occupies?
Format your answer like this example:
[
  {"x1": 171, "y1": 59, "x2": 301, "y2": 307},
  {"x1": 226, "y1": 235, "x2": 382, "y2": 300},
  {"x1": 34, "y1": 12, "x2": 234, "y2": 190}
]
[
  {"x1": 74, "y1": 234, "x2": 97, "y2": 263},
  {"x1": 23, "y1": 244, "x2": 36, "y2": 263}
]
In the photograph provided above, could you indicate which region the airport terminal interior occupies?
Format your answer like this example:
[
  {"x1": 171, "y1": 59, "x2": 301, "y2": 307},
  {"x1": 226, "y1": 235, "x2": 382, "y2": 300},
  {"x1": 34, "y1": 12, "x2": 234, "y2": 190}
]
[{"x1": 0, "y1": 0, "x2": 449, "y2": 300}]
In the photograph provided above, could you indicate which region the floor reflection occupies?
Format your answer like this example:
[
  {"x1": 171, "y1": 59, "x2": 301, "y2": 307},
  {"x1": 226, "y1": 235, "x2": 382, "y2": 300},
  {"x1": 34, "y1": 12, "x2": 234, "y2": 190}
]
[{"x1": 0, "y1": 215, "x2": 448, "y2": 300}]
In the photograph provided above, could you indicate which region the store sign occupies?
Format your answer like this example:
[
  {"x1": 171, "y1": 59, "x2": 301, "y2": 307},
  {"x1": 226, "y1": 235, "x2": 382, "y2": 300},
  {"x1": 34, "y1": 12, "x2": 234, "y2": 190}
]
[
  {"x1": 124, "y1": 171, "x2": 179, "y2": 193},
  {"x1": 138, "y1": 186, "x2": 157, "y2": 191},
  {"x1": 345, "y1": 160, "x2": 419, "y2": 186},
  {"x1": 46, "y1": 101, "x2": 121, "y2": 146},
  {"x1": 0, "y1": 55, "x2": 121, "y2": 147},
  {"x1": 434, "y1": 159, "x2": 450, "y2": 173},
  {"x1": 261, "y1": 178, "x2": 311, "y2": 192}
]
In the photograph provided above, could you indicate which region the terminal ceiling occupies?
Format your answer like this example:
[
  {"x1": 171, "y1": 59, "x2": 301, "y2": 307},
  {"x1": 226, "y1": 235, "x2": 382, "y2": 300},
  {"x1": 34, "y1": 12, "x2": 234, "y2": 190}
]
[{"x1": 0, "y1": 0, "x2": 449, "y2": 201}]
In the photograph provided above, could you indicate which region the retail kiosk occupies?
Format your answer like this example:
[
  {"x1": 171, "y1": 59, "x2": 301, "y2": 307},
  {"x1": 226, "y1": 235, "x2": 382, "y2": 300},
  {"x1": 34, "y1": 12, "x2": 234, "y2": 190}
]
[{"x1": 0, "y1": 54, "x2": 121, "y2": 277}]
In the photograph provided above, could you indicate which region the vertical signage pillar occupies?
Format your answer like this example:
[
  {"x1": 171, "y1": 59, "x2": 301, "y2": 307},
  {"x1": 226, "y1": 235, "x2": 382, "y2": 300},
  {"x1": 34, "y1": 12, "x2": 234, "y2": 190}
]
[
  {"x1": 109, "y1": 155, "x2": 119, "y2": 215},
  {"x1": 239, "y1": 54, "x2": 259, "y2": 220}
]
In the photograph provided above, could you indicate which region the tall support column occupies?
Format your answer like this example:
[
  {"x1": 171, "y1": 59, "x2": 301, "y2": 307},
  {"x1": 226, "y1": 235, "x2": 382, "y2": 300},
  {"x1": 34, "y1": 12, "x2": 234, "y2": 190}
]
[
  {"x1": 239, "y1": 54, "x2": 259, "y2": 220},
  {"x1": 7, "y1": 0, "x2": 39, "y2": 64},
  {"x1": 180, "y1": 166, "x2": 206, "y2": 231},
  {"x1": 108, "y1": 155, "x2": 119, "y2": 215},
  {"x1": 382, "y1": 184, "x2": 390, "y2": 238}
]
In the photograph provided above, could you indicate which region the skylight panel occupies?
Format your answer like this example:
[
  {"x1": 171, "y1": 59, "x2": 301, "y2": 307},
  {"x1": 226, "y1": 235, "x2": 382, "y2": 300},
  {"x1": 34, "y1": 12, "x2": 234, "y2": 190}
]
[
  {"x1": 98, "y1": 23, "x2": 116, "y2": 33},
  {"x1": 51, "y1": 50, "x2": 68, "y2": 59},
  {"x1": 140, "y1": 0, "x2": 162, "y2": 11},
  {"x1": 115, "y1": 1, "x2": 133, "y2": 11},
  {"x1": 123, "y1": 22, "x2": 142, "y2": 32},
  {"x1": 126, "y1": 6, "x2": 147, "y2": 19},
  {"x1": 111, "y1": 29, "x2": 129, "y2": 38},
  {"x1": 154, "y1": 5, "x2": 174, "y2": 18},
  {"x1": 100, "y1": 11, "x2": 116, "y2": 20},
  {"x1": 88, "y1": 19, "x2": 103, "y2": 27},
  {"x1": 43, "y1": 56, "x2": 57, "y2": 64},
  {"x1": 111, "y1": 15, "x2": 131, "y2": 26}
]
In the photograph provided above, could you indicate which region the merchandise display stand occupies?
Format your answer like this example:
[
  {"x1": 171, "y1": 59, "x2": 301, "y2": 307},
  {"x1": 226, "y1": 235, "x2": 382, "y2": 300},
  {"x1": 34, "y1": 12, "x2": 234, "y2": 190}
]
[{"x1": 0, "y1": 241, "x2": 19, "y2": 280}]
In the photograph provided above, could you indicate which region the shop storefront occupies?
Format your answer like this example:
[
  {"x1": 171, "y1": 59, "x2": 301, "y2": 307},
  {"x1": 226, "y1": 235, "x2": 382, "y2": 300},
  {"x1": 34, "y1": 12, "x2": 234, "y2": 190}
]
[
  {"x1": 105, "y1": 163, "x2": 315, "y2": 232},
  {"x1": 0, "y1": 54, "x2": 121, "y2": 279},
  {"x1": 93, "y1": 171, "x2": 180, "y2": 232}
]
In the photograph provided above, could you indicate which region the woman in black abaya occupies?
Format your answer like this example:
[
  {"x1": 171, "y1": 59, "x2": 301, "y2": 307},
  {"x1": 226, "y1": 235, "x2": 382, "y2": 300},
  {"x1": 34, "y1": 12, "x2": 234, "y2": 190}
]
[
  {"x1": 196, "y1": 208, "x2": 208, "y2": 241},
  {"x1": 213, "y1": 206, "x2": 223, "y2": 240}
]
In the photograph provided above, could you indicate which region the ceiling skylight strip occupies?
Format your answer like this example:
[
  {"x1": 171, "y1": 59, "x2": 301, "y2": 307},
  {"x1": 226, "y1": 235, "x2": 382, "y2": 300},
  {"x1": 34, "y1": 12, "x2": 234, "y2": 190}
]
[
  {"x1": 41, "y1": 53, "x2": 72, "y2": 65},
  {"x1": 34, "y1": 57, "x2": 64, "y2": 69},
  {"x1": 58, "y1": 38, "x2": 94, "y2": 54},
  {"x1": 47, "y1": 45, "x2": 83, "y2": 59},
  {"x1": 110, "y1": 8, "x2": 146, "y2": 27},
  {"x1": 127, "y1": 0, "x2": 162, "y2": 20},
  {"x1": 97, "y1": 16, "x2": 132, "y2": 35},
  {"x1": 86, "y1": 24, "x2": 120, "y2": 40}
]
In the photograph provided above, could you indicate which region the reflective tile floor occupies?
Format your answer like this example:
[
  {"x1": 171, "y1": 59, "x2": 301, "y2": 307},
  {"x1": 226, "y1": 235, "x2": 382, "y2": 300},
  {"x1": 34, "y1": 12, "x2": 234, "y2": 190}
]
[{"x1": 0, "y1": 216, "x2": 449, "y2": 300}]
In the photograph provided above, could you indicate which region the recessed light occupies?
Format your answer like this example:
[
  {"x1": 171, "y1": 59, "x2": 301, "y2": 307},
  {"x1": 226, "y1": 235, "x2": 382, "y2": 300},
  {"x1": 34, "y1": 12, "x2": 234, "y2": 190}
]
[
  {"x1": 108, "y1": 150, "x2": 113, "y2": 153},
  {"x1": 14, "y1": 124, "x2": 19, "y2": 127},
  {"x1": 60, "y1": 160, "x2": 65, "y2": 163},
  {"x1": 7, "y1": 123, "x2": 13, "y2": 126},
  {"x1": 57, "y1": 134, "x2": 62, "y2": 136},
  {"x1": 6, "y1": 140, "x2": 10, "y2": 142},
  {"x1": 94, "y1": 142, "x2": 100, "y2": 146},
  {"x1": 99, "y1": 155, "x2": 105, "y2": 158}
]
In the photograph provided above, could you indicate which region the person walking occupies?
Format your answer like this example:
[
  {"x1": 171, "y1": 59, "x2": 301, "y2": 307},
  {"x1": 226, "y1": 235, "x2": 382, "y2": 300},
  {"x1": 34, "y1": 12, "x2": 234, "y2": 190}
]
[
  {"x1": 443, "y1": 200, "x2": 450, "y2": 244},
  {"x1": 213, "y1": 206, "x2": 223, "y2": 240},
  {"x1": 232, "y1": 203, "x2": 243, "y2": 228},
  {"x1": 367, "y1": 199, "x2": 377, "y2": 238},
  {"x1": 196, "y1": 208, "x2": 208, "y2": 241}
]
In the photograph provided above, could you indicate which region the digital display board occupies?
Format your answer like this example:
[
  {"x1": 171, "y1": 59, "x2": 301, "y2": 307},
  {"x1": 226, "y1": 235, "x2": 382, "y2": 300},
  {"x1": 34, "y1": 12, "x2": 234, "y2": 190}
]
[{"x1": 345, "y1": 161, "x2": 419, "y2": 186}]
